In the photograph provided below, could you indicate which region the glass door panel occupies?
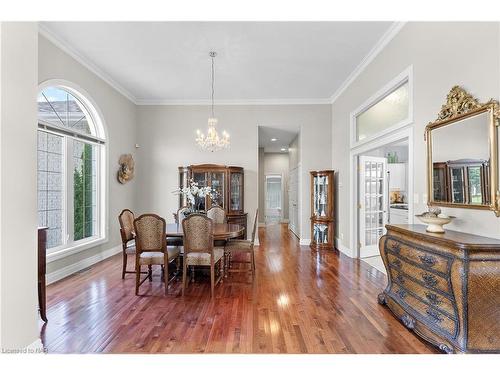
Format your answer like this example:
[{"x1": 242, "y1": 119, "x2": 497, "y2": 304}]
[
  {"x1": 450, "y1": 167, "x2": 465, "y2": 204},
  {"x1": 230, "y1": 172, "x2": 243, "y2": 211},
  {"x1": 313, "y1": 175, "x2": 328, "y2": 217},
  {"x1": 209, "y1": 171, "x2": 225, "y2": 208},
  {"x1": 192, "y1": 171, "x2": 207, "y2": 211},
  {"x1": 313, "y1": 223, "x2": 329, "y2": 244},
  {"x1": 467, "y1": 166, "x2": 482, "y2": 204},
  {"x1": 359, "y1": 156, "x2": 388, "y2": 258}
]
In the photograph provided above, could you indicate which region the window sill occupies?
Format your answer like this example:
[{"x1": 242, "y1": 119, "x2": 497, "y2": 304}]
[{"x1": 46, "y1": 236, "x2": 108, "y2": 263}]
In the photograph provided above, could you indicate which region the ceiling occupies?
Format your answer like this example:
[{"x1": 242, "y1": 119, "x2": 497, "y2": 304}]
[
  {"x1": 40, "y1": 21, "x2": 394, "y2": 104},
  {"x1": 259, "y1": 126, "x2": 298, "y2": 153}
]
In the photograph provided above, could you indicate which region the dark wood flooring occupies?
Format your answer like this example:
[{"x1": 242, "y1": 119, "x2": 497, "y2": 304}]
[{"x1": 40, "y1": 224, "x2": 437, "y2": 353}]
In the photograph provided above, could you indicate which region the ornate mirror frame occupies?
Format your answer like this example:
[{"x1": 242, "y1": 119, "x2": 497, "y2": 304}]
[{"x1": 425, "y1": 86, "x2": 500, "y2": 216}]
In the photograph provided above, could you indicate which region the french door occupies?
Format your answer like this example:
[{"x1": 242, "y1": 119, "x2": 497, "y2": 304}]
[{"x1": 359, "y1": 156, "x2": 388, "y2": 258}]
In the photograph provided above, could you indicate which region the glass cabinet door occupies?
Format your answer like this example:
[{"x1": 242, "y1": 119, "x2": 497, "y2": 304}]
[
  {"x1": 450, "y1": 167, "x2": 465, "y2": 204},
  {"x1": 230, "y1": 172, "x2": 243, "y2": 212},
  {"x1": 209, "y1": 171, "x2": 225, "y2": 208},
  {"x1": 313, "y1": 223, "x2": 329, "y2": 244},
  {"x1": 313, "y1": 175, "x2": 329, "y2": 217},
  {"x1": 192, "y1": 171, "x2": 207, "y2": 211},
  {"x1": 467, "y1": 166, "x2": 483, "y2": 205}
]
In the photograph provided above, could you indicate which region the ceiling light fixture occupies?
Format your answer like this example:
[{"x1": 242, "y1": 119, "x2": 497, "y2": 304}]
[
  {"x1": 271, "y1": 138, "x2": 278, "y2": 142},
  {"x1": 196, "y1": 51, "x2": 230, "y2": 152},
  {"x1": 281, "y1": 148, "x2": 287, "y2": 151}
]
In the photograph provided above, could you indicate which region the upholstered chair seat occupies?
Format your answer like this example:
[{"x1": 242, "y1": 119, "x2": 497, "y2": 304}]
[
  {"x1": 185, "y1": 247, "x2": 224, "y2": 266},
  {"x1": 139, "y1": 246, "x2": 181, "y2": 265}
]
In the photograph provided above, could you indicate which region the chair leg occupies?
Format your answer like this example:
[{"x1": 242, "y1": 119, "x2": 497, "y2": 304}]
[
  {"x1": 210, "y1": 263, "x2": 215, "y2": 298},
  {"x1": 122, "y1": 252, "x2": 127, "y2": 279},
  {"x1": 135, "y1": 264, "x2": 140, "y2": 295},
  {"x1": 164, "y1": 264, "x2": 169, "y2": 295},
  {"x1": 148, "y1": 265, "x2": 153, "y2": 281},
  {"x1": 182, "y1": 259, "x2": 187, "y2": 297},
  {"x1": 251, "y1": 250, "x2": 256, "y2": 279}
]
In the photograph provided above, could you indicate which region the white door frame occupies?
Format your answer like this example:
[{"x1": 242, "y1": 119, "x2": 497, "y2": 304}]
[{"x1": 349, "y1": 126, "x2": 414, "y2": 258}]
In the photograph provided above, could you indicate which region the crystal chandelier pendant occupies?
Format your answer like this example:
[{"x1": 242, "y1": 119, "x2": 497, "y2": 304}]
[{"x1": 195, "y1": 52, "x2": 230, "y2": 152}]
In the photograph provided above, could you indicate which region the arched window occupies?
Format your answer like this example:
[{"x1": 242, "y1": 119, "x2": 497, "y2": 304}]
[{"x1": 37, "y1": 84, "x2": 106, "y2": 254}]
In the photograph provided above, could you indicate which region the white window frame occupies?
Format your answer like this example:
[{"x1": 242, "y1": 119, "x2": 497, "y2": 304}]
[
  {"x1": 38, "y1": 79, "x2": 109, "y2": 263},
  {"x1": 350, "y1": 66, "x2": 413, "y2": 149}
]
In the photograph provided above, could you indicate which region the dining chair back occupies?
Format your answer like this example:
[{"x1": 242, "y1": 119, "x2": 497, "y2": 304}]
[
  {"x1": 118, "y1": 209, "x2": 136, "y2": 279},
  {"x1": 224, "y1": 209, "x2": 258, "y2": 281},
  {"x1": 207, "y1": 206, "x2": 226, "y2": 224},
  {"x1": 182, "y1": 214, "x2": 224, "y2": 297},
  {"x1": 134, "y1": 214, "x2": 180, "y2": 295}
]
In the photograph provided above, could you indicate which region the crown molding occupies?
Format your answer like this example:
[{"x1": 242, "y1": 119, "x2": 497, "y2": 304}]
[
  {"x1": 38, "y1": 23, "x2": 138, "y2": 104},
  {"x1": 135, "y1": 97, "x2": 333, "y2": 106},
  {"x1": 329, "y1": 21, "x2": 407, "y2": 104}
]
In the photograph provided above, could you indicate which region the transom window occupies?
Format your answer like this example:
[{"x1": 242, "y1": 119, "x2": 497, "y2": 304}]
[
  {"x1": 37, "y1": 85, "x2": 106, "y2": 254},
  {"x1": 352, "y1": 68, "x2": 413, "y2": 147}
]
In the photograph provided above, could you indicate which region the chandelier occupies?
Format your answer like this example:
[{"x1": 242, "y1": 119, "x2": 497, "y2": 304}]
[{"x1": 196, "y1": 51, "x2": 230, "y2": 152}]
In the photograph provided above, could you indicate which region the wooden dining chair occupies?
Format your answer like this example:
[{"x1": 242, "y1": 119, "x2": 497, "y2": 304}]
[
  {"x1": 133, "y1": 214, "x2": 181, "y2": 295},
  {"x1": 118, "y1": 209, "x2": 141, "y2": 279},
  {"x1": 182, "y1": 214, "x2": 224, "y2": 298},
  {"x1": 207, "y1": 206, "x2": 226, "y2": 224},
  {"x1": 224, "y1": 209, "x2": 258, "y2": 280}
]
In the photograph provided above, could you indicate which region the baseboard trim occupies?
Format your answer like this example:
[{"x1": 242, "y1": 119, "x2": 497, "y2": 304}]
[
  {"x1": 280, "y1": 219, "x2": 290, "y2": 224},
  {"x1": 258, "y1": 222, "x2": 266, "y2": 227},
  {"x1": 46, "y1": 245, "x2": 122, "y2": 285},
  {"x1": 335, "y1": 237, "x2": 354, "y2": 258},
  {"x1": 299, "y1": 238, "x2": 311, "y2": 246}
]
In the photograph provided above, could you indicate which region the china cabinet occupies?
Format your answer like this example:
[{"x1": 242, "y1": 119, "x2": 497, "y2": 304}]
[
  {"x1": 310, "y1": 170, "x2": 335, "y2": 250},
  {"x1": 178, "y1": 164, "x2": 247, "y2": 238}
]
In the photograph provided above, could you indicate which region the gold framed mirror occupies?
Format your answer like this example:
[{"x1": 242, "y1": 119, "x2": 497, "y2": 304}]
[{"x1": 425, "y1": 86, "x2": 500, "y2": 216}]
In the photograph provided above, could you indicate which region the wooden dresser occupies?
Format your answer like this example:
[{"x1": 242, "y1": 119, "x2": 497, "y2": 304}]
[{"x1": 378, "y1": 224, "x2": 500, "y2": 353}]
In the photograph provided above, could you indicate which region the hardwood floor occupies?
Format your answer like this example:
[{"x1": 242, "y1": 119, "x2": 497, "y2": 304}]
[{"x1": 40, "y1": 224, "x2": 437, "y2": 353}]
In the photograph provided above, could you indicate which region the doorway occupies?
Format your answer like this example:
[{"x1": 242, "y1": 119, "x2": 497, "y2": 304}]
[
  {"x1": 265, "y1": 175, "x2": 283, "y2": 224},
  {"x1": 350, "y1": 129, "x2": 413, "y2": 269},
  {"x1": 359, "y1": 155, "x2": 388, "y2": 258}
]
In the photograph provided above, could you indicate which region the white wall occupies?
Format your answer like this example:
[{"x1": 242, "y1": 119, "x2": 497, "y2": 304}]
[
  {"x1": 38, "y1": 35, "x2": 138, "y2": 275},
  {"x1": 136, "y1": 104, "x2": 331, "y2": 240},
  {"x1": 0, "y1": 22, "x2": 39, "y2": 349},
  {"x1": 332, "y1": 22, "x2": 500, "y2": 255}
]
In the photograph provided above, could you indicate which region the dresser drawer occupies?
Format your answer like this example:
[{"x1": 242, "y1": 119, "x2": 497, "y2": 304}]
[
  {"x1": 390, "y1": 268, "x2": 456, "y2": 318},
  {"x1": 386, "y1": 238, "x2": 450, "y2": 274},
  {"x1": 390, "y1": 286, "x2": 458, "y2": 338},
  {"x1": 387, "y1": 253, "x2": 450, "y2": 294}
]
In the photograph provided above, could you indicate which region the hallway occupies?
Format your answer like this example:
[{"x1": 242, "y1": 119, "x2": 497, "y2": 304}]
[{"x1": 40, "y1": 224, "x2": 436, "y2": 353}]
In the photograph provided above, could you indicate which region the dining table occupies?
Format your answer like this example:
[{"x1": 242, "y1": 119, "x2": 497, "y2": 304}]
[{"x1": 166, "y1": 222, "x2": 244, "y2": 241}]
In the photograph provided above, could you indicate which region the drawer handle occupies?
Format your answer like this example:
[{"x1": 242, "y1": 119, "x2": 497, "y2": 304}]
[
  {"x1": 426, "y1": 308, "x2": 443, "y2": 323},
  {"x1": 396, "y1": 288, "x2": 407, "y2": 299},
  {"x1": 419, "y1": 254, "x2": 437, "y2": 267},
  {"x1": 395, "y1": 274, "x2": 405, "y2": 284},
  {"x1": 422, "y1": 273, "x2": 438, "y2": 288},
  {"x1": 425, "y1": 292, "x2": 442, "y2": 306},
  {"x1": 390, "y1": 242, "x2": 401, "y2": 254},
  {"x1": 391, "y1": 259, "x2": 402, "y2": 269}
]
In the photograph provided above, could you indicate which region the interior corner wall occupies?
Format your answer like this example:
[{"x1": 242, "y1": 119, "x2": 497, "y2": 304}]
[
  {"x1": 332, "y1": 22, "x2": 500, "y2": 254},
  {"x1": 0, "y1": 22, "x2": 39, "y2": 349},
  {"x1": 135, "y1": 104, "x2": 331, "y2": 241},
  {"x1": 37, "y1": 35, "x2": 138, "y2": 276}
]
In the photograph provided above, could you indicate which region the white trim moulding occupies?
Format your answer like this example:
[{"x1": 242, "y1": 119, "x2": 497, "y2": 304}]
[
  {"x1": 135, "y1": 98, "x2": 333, "y2": 106},
  {"x1": 38, "y1": 24, "x2": 138, "y2": 104},
  {"x1": 329, "y1": 21, "x2": 406, "y2": 104},
  {"x1": 46, "y1": 245, "x2": 121, "y2": 285}
]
